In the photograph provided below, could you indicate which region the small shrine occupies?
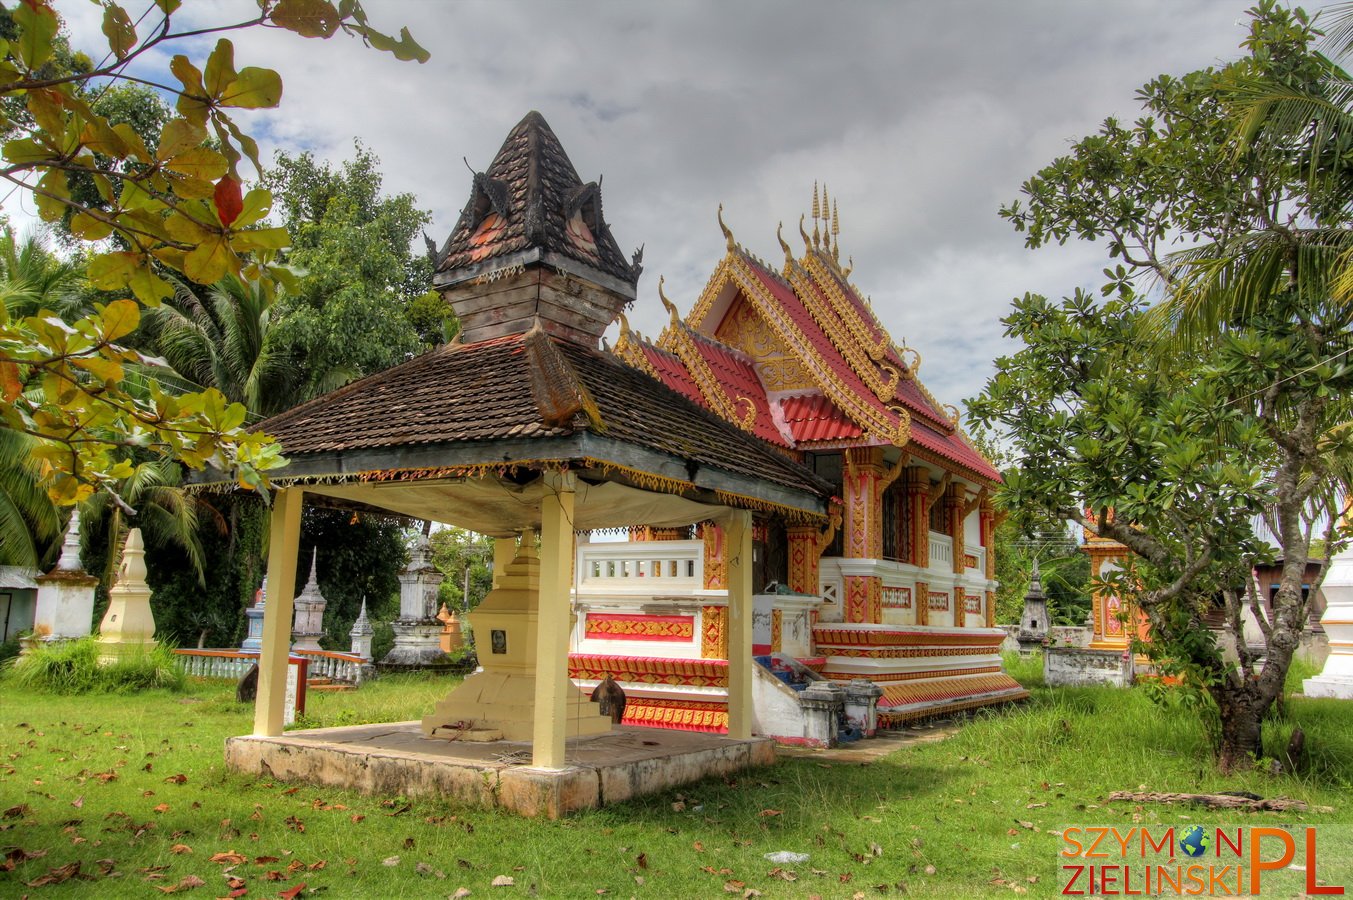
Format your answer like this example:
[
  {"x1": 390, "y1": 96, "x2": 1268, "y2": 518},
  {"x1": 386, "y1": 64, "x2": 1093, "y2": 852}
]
[
  {"x1": 1045, "y1": 521, "x2": 1140, "y2": 686},
  {"x1": 95, "y1": 529, "x2": 158, "y2": 662},
  {"x1": 27, "y1": 510, "x2": 98, "y2": 648},
  {"x1": 380, "y1": 536, "x2": 447, "y2": 670},
  {"x1": 290, "y1": 550, "x2": 327, "y2": 652},
  {"x1": 1015, "y1": 558, "x2": 1049, "y2": 655}
]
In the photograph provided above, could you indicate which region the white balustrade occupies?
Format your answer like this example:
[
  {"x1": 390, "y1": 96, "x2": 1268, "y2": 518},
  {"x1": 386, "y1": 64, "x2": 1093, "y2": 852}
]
[
  {"x1": 928, "y1": 532, "x2": 952, "y2": 570},
  {"x1": 576, "y1": 540, "x2": 704, "y2": 592}
]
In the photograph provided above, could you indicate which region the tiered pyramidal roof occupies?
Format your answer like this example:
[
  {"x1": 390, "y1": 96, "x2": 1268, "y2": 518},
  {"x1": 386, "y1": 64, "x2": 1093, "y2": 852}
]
[
  {"x1": 613, "y1": 187, "x2": 1000, "y2": 483},
  {"x1": 433, "y1": 111, "x2": 642, "y2": 293}
]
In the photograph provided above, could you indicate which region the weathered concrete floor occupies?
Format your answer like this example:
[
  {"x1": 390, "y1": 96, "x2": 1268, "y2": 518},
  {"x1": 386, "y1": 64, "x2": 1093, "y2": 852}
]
[{"x1": 225, "y1": 723, "x2": 775, "y2": 818}]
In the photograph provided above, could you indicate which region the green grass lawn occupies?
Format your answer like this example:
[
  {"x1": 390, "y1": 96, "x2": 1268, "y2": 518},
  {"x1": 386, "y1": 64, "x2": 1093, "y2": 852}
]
[{"x1": 1, "y1": 658, "x2": 1349, "y2": 898}]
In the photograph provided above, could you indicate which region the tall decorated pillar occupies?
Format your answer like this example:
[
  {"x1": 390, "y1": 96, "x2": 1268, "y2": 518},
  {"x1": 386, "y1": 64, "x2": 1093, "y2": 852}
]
[
  {"x1": 843, "y1": 447, "x2": 884, "y2": 624},
  {"x1": 904, "y1": 466, "x2": 930, "y2": 569},
  {"x1": 1084, "y1": 525, "x2": 1132, "y2": 650},
  {"x1": 786, "y1": 524, "x2": 821, "y2": 596},
  {"x1": 700, "y1": 522, "x2": 728, "y2": 659},
  {"x1": 980, "y1": 499, "x2": 997, "y2": 582},
  {"x1": 946, "y1": 484, "x2": 967, "y2": 627}
]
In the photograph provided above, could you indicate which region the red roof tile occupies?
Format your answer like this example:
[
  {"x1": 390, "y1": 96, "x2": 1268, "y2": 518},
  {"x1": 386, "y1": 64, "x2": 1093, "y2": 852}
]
[
  {"x1": 780, "y1": 393, "x2": 861, "y2": 443},
  {"x1": 685, "y1": 332, "x2": 785, "y2": 446},
  {"x1": 908, "y1": 420, "x2": 1001, "y2": 482}
]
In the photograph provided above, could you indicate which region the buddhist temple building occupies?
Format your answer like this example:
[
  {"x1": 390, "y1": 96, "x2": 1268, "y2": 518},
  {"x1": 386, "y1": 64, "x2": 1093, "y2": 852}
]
[{"x1": 592, "y1": 185, "x2": 1028, "y2": 727}]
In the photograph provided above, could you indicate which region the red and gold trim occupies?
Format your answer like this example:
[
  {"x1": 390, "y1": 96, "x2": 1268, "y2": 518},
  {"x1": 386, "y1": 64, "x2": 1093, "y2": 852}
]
[
  {"x1": 701, "y1": 605, "x2": 728, "y2": 659},
  {"x1": 583, "y1": 614, "x2": 694, "y2": 642},
  {"x1": 877, "y1": 674, "x2": 1027, "y2": 709},
  {"x1": 770, "y1": 609, "x2": 783, "y2": 653},
  {"x1": 812, "y1": 626, "x2": 1006, "y2": 649},
  {"x1": 881, "y1": 586, "x2": 912, "y2": 609},
  {"x1": 927, "y1": 591, "x2": 950, "y2": 612},
  {"x1": 622, "y1": 698, "x2": 727, "y2": 734},
  {"x1": 819, "y1": 665, "x2": 1000, "y2": 682},
  {"x1": 568, "y1": 654, "x2": 728, "y2": 687}
]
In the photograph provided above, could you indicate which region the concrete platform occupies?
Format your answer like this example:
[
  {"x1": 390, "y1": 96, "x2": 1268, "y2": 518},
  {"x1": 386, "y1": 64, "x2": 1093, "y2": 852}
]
[{"x1": 225, "y1": 722, "x2": 775, "y2": 819}]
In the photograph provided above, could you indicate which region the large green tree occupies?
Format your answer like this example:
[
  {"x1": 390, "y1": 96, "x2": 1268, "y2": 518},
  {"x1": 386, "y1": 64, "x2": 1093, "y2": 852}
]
[
  {"x1": 974, "y1": 4, "x2": 1353, "y2": 771},
  {"x1": 266, "y1": 145, "x2": 431, "y2": 391}
]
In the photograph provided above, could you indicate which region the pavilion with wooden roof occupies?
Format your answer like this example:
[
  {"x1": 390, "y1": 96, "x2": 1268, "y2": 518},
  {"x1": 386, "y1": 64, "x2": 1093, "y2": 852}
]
[{"x1": 224, "y1": 113, "x2": 833, "y2": 812}]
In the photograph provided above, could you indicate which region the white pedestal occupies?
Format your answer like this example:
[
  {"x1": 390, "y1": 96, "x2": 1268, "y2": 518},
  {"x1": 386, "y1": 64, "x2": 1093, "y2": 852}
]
[{"x1": 1304, "y1": 547, "x2": 1353, "y2": 699}]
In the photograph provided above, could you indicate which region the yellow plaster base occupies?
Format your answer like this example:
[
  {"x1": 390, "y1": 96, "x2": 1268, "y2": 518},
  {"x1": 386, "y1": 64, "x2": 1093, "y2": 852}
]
[{"x1": 421, "y1": 670, "x2": 612, "y2": 741}]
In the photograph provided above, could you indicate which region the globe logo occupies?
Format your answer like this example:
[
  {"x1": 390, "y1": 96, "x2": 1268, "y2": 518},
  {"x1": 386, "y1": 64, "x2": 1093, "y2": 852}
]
[{"x1": 1179, "y1": 825, "x2": 1211, "y2": 858}]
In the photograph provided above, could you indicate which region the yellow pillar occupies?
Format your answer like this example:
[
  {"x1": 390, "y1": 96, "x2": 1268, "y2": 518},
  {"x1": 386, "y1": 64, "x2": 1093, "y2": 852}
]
[
  {"x1": 254, "y1": 488, "x2": 303, "y2": 737},
  {"x1": 532, "y1": 473, "x2": 575, "y2": 769},
  {"x1": 726, "y1": 509, "x2": 754, "y2": 740},
  {"x1": 492, "y1": 536, "x2": 516, "y2": 588}
]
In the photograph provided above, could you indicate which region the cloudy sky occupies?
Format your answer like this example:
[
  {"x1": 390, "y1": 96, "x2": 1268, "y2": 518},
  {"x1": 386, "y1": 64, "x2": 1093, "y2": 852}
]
[{"x1": 39, "y1": 0, "x2": 1334, "y2": 412}]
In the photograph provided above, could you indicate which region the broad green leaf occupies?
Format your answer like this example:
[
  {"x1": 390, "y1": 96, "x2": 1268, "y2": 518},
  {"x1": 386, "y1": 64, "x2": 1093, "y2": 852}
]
[
  {"x1": 163, "y1": 146, "x2": 228, "y2": 180},
  {"x1": 34, "y1": 169, "x2": 68, "y2": 222},
  {"x1": 26, "y1": 89, "x2": 65, "y2": 138},
  {"x1": 218, "y1": 66, "x2": 283, "y2": 109},
  {"x1": 86, "y1": 252, "x2": 140, "y2": 290},
  {"x1": 271, "y1": 0, "x2": 341, "y2": 38},
  {"x1": 167, "y1": 174, "x2": 217, "y2": 201},
  {"x1": 170, "y1": 55, "x2": 210, "y2": 124},
  {"x1": 183, "y1": 233, "x2": 233, "y2": 284},
  {"x1": 101, "y1": 3, "x2": 137, "y2": 60},
  {"x1": 153, "y1": 0, "x2": 182, "y2": 13},
  {"x1": 98, "y1": 298, "x2": 141, "y2": 342},
  {"x1": 203, "y1": 39, "x2": 237, "y2": 99},
  {"x1": 128, "y1": 265, "x2": 173, "y2": 306},
  {"x1": 360, "y1": 25, "x2": 430, "y2": 64},
  {"x1": 157, "y1": 118, "x2": 207, "y2": 160},
  {"x1": 72, "y1": 355, "x2": 124, "y2": 382},
  {"x1": 234, "y1": 188, "x2": 273, "y2": 228},
  {"x1": 12, "y1": 0, "x2": 59, "y2": 70},
  {"x1": 70, "y1": 211, "x2": 114, "y2": 241},
  {"x1": 119, "y1": 177, "x2": 163, "y2": 212},
  {"x1": 3, "y1": 138, "x2": 56, "y2": 164},
  {"x1": 111, "y1": 123, "x2": 151, "y2": 163},
  {"x1": 231, "y1": 227, "x2": 290, "y2": 252}
]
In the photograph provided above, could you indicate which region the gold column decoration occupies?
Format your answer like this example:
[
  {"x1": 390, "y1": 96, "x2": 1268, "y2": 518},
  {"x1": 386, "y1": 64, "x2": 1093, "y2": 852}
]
[
  {"x1": 701, "y1": 522, "x2": 727, "y2": 590},
  {"x1": 914, "y1": 580, "x2": 929, "y2": 627},
  {"x1": 905, "y1": 466, "x2": 930, "y2": 568},
  {"x1": 786, "y1": 524, "x2": 821, "y2": 596},
  {"x1": 700, "y1": 606, "x2": 728, "y2": 659},
  {"x1": 947, "y1": 483, "x2": 966, "y2": 576},
  {"x1": 985, "y1": 590, "x2": 997, "y2": 628},
  {"x1": 770, "y1": 609, "x2": 783, "y2": 653},
  {"x1": 979, "y1": 498, "x2": 996, "y2": 581}
]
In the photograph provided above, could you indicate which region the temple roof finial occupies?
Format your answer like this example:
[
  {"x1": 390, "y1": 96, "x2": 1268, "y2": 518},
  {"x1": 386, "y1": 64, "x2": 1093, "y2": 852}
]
[
  {"x1": 831, "y1": 199, "x2": 841, "y2": 263},
  {"x1": 658, "y1": 275, "x2": 680, "y2": 326},
  {"x1": 717, "y1": 203, "x2": 736, "y2": 252},
  {"x1": 811, "y1": 181, "x2": 820, "y2": 220},
  {"x1": 776, "y1": 222, "x2": 794, "y2": 268},
  {"x1": 798, "y1": 213, "x2": 813, "y2": 253}
]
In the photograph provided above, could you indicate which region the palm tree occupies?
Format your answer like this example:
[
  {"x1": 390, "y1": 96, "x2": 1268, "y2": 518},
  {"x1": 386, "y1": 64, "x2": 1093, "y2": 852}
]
[
  {"x1": 0, "y1": 230, "x2": 86, "y2": 569},
  {"x1": 144, "y1": 274, "x2": 305, "y2": 418}
]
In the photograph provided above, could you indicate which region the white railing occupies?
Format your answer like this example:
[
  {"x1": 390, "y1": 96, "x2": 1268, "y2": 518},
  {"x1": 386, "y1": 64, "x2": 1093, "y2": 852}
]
[
  {"x1": 293, "y1": 649, "x2": 370, "y2": 685},
  {"x1": 174, "y1": 649, "x2": 258, "y2": 680},
  {"x1": 577, "y1": 540, "x2": 704, "y2": 590},
  {"x1": 928, "y1": 532, "x2": 952, "y2": 570}
]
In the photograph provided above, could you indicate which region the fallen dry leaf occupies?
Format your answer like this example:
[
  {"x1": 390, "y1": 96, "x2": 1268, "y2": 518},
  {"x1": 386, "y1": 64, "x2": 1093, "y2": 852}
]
[
  {"x1": 164, "y1": 773, "x2": 188, "y2": 784},
  {"x1": 3, "y1": 804, "x2": 31, "y2": 818},
  {"x1": 451, "y1": 889, "x2": 472, "y2": 899},
  {"x1": 277, "y1": 882, "x2": 306, "y2": 899},
  {"x1": 155, "y1": 874, "x2": 206, "y2": 893},
  {"x1": 26, "y1": 860, "x2": 83, "y2": 886},
  {"x1": 635, "y1": 852, "x2": 647, "y2": 869},
  {"x1": 758, "y1": 809, "x2": 782, "y2": 817},
  {"x1": 153, "y1": 803, "x2": 170, "y2": 814},
  {"x1": 382, "y1": 856, "x2": 400, "y2": 867},
  {"x1": 170, "y1": 843, "x2": 192, "y2": 854},
  {"x1": 210, "y1": 851, "x2": 248, "y2": 865},
  {"x1": 491, "y1": 874, "x2": 515, "y2": 887}
]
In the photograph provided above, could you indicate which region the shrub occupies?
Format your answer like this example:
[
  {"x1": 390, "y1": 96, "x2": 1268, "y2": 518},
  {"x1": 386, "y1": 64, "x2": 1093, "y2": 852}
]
[{"x1": 3, "y1": 638, "x2": 186, "y2": 694}]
